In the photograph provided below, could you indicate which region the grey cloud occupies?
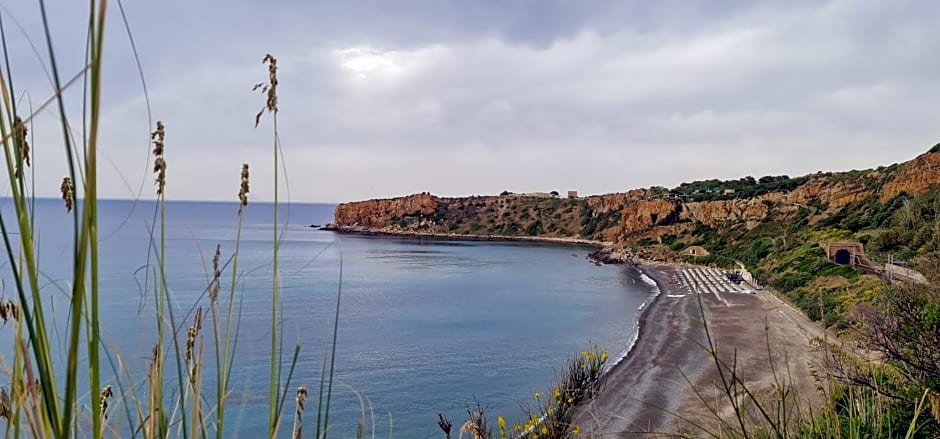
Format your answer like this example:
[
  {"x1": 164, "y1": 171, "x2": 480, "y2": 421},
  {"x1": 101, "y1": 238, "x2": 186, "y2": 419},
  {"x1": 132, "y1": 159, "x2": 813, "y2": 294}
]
[{"x1": 4, "y1": 1, "x2": 939, "y2": 202}]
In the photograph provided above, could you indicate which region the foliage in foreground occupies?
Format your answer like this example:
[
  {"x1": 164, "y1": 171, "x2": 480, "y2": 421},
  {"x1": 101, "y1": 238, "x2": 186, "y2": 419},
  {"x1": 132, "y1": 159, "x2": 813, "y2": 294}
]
[
  {"x1": 0, "y1": 3, "x2": 349, "y2": 438},
  {"x1": 683, "y1": 271, "x2": 940, "y2": 438},
  {"x1": 438, "y1": 343, "x2": 607, "y2": 439}
]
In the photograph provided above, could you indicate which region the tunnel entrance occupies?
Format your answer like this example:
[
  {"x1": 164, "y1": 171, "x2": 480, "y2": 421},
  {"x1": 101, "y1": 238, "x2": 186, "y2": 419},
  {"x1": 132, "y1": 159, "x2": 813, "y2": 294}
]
[
  {"x1": 827, "y1": 241, "x2": 865, "y2": 266},
  {"x1": 834, "y1": 249, "x2": 851, "y2": 265}
]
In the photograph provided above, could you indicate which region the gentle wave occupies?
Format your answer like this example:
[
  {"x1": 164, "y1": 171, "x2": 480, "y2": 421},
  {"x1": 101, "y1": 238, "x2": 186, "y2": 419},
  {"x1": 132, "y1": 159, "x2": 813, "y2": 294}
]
[{"x1": 603, "y1": 268, "x2": 662, "y2": 374}]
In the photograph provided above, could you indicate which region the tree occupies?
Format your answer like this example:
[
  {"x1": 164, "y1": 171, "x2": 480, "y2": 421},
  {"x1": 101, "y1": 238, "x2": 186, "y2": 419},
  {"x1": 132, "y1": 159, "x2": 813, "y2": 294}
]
[{"x1": 550, "y1": 191, "x2": 559, "y2": 197}]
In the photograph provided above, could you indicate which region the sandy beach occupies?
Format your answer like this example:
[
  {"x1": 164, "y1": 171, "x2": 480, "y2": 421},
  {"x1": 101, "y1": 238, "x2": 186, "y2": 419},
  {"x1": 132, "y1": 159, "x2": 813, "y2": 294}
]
[{"x1": 573, "y1": 264, "x2": 829, "y2": 438}]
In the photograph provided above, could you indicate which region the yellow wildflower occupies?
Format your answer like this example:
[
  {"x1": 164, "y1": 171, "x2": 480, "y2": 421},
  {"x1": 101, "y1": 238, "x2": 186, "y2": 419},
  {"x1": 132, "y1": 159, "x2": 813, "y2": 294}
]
[
  {"x1": 573, "y1": 425, "x2": 581, "y2": 435},
  {"x1": 534, "y1": 392, "x2": 541, "y2": 400}
]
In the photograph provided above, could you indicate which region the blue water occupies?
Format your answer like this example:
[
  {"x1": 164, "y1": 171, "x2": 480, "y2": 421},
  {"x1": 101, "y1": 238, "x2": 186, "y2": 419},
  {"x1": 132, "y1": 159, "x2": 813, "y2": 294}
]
[{"x1": 0, "y1": 198, "x2": 656, "y2": 438}]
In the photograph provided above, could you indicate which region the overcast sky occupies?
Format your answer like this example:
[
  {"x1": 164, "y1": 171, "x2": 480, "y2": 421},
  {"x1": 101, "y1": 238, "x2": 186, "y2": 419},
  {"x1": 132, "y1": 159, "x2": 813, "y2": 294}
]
[{"x1": 3, "y1": 1, "x2": 938, "y2": 203}]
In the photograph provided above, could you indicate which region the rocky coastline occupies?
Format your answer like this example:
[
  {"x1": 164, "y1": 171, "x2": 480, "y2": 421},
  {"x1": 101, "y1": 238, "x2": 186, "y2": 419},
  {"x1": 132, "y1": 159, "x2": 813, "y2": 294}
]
[
  {"x1": 322, "y1": 224, "x2": 611, "y2": 247},
  {"x1": 324, "y1": 223, "x2": 826, "y2": 436},
  {"x1": 322, "y1": 224, "x2": 659, "y2": 266}
]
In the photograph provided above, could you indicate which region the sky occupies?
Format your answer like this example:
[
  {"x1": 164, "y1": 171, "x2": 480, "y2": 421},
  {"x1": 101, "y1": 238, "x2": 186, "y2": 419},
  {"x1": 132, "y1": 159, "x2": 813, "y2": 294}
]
[{"x1": 2, "y1": 1, "x2": 939, "y2": 203}]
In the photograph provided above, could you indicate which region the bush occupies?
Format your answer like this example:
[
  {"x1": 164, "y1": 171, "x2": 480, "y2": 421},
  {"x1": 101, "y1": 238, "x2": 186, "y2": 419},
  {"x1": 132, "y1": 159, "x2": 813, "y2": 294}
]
[{"x1": 773, "y1": 272, "x2": 815, "y2": 291}]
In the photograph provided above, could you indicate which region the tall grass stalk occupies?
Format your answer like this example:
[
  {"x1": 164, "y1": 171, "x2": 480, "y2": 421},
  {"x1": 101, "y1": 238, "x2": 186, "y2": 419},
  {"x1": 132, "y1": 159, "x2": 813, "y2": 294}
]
[
  {"x1": 254, "y1": 52, "x2": 286, "y2": 438},
  {"x1": 0, "y1": 5, "x2": 352, "y2": 437},
  {"x1": 0, "y1": 1, "x2": 107, "y2": 438},
  {"x1": 211, "y1": 190, "x2": 247, "y2": 439}
]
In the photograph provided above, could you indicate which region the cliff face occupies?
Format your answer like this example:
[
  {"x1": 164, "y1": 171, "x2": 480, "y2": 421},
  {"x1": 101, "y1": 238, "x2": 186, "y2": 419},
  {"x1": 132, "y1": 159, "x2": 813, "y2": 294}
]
[
  {"x1": 332, "y1": 149, "x2": 940, "y2": 244},
  {"x1": 333, "y1": 193, "x2": 438, "y2": 228},
  {"x1": 881, "y1": 151, "x2": 940, "y2": 202}
]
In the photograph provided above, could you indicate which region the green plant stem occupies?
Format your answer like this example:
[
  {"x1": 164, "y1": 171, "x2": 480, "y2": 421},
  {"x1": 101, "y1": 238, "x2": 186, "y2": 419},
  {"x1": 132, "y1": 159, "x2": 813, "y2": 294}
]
[
  {"x1": 0, "y1": 79, "x2": 60, "y2": 437},
  {"x1": 157, "y1": 190, "x2": 192, "y2": 439},
  {"x1": 268, "y1": 102, "x2": 280, "y2": 437},
  {"x1": 215, "y1": 211, "x2": 245, "y2": 439},
  {"x1": 323, "y1": 258, "x2": 343, "y2": 436},
  {"x1": 85, "y1": 4, "x2": 106, "y2": 438}
]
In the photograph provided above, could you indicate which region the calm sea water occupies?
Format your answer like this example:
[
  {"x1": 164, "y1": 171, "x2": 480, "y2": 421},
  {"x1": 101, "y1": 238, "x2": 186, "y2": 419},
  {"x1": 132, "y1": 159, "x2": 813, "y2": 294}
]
[{"x1": 0, "y1": 198, "x2": 656, "y2": 438}]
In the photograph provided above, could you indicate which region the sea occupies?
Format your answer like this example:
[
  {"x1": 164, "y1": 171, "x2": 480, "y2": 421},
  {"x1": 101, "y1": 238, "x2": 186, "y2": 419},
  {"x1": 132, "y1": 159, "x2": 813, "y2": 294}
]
[{"x1": 0, "y1": 198, "x2": 657, "y2": 438}]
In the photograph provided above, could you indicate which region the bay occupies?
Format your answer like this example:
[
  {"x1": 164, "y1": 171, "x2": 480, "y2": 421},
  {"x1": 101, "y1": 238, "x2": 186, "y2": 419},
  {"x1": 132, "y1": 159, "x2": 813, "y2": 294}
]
[{"x1": 0, "y1": 198, "x2": 656, "y2": 438}]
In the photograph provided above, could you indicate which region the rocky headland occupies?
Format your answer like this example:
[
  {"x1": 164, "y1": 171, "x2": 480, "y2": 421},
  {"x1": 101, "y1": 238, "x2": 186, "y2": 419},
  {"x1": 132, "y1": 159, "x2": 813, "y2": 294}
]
[
  {"x1": 329, "y1": 147, "x2": 940, "y2": 249},
  {"x1": 326, "y1": 145, "x2": 940, "y2": 436}
]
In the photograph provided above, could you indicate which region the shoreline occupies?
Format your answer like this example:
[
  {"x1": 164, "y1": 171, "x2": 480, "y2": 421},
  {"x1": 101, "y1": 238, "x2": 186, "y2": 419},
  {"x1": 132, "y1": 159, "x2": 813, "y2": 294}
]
[
  {"x1": 323, "y1": 225, "x2": 611, "y2": 248},
  {"x1": 602, "y1": 266, "x2": 664, "y2": 375},
  {"x1": 324, "y1": 228, "x2": 826, "y2": 435},
  {"x1": 329, "y1": 226, "x2": 671, "y2": 398},
  {"x1": 573, "y1": 262, "x2": 829, "y2": 436},
  {"x1": 570, "y1": 263, "x2": 703, "y2": 435}
]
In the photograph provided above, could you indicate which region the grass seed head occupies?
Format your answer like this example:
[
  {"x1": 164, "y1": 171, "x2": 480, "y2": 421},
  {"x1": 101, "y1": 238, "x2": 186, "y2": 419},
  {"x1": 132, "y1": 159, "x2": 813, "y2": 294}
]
[
  {"x1": 238, "y1": 163, "x2": 250, "y2": 209},
  {"x1": 210, "y1": 244, "x2": 221, "y2": 303},
  {"x1": 185, "y1": 307, "x2": 204, "y2": 363},
  {"x1": 0, "y1": 388, "x2": 8, "y2": 420},
  {"x1": 0, "y1": 300, "x2": 20, "y2": 324},
  {"x1": 151, "y1": 121, "x2": 167, "y2": 195},
  {"x1": 99, "y1": 385, "x2": 113, "y2": 420},
  {"x1": 0, "y1": 301, "x2": 19, "y2": 324},
  {"x1": 60, "y1": 177, "x2": 74, "y2": 213},
  {"x1": 254, "y1": 54, "x2": 278, "y2": 127},
  {"x1": 14, "y1": 116, "x2": 30, "y2": 171}
]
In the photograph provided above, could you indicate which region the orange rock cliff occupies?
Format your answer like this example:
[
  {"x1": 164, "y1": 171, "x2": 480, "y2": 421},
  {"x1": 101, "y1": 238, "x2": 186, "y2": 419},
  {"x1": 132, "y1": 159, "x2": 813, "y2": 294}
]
[{"x1": 331, "y1": 147, "x2": 940, "y2": 245}]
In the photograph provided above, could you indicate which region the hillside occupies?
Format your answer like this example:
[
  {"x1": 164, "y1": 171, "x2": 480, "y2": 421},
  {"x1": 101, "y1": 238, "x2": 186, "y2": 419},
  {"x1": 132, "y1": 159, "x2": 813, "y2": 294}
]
[
  {"x1": 333, "y1": 145, "x2": 940, "y2": 329},
  {"x1": 333, "y1": 147, "x2": 940, "y2": 244},
  {"x1": 333, "y1": 146, "x2": 940, "y2": 436}
]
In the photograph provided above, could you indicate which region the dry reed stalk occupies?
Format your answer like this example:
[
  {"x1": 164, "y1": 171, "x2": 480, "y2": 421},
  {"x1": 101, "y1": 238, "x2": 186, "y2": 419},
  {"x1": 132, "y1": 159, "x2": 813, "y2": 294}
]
[
  {"x1": 458, "y1": 404, "x2": 489, "y2": 439},
  {"x1": 186, "y1": 307, "x2": 205, "y2": 438},
  {"x1": 293, "y1": 386, "x2": 308, "y2": 439},
  {"x1": 18, "y1": 339, "x2": 45, "y2": 437},
  {"x1": 0, "y1": 388, "x2": 9, "y2": 420},
  {"x1": 190, "y1": 341, "x2": 205, "y2": 439},
  {"x1": 437, "y1": 413, "x2": 453, "y2": 439},
  {"x1": 146, "y1": 345, "x2": 160, "y2": 439}
]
